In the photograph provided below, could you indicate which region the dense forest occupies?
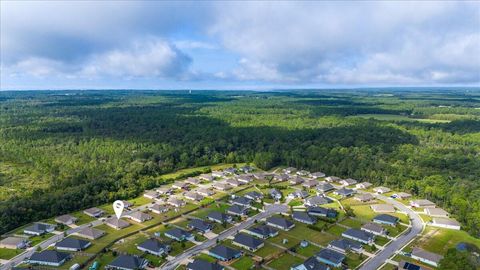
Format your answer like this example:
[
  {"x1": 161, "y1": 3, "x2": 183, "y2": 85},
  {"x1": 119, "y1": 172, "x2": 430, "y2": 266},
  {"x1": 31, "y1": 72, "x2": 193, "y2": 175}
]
[{"x1": 0, "y1": 89, "x2": 479, "y2": 238}]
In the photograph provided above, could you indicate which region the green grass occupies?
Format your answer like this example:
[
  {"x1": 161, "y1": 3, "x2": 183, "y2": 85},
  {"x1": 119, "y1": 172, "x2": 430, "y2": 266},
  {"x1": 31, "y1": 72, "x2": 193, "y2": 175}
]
[
  {"x1": 340, "y1": 218, "x2": 364, "y2": 228},
  {"x1": 375, "y1": 236, "x2": 390, "y2": 246},
  {"x1": 231, "y1": 256, "x2": 254, "y2": 270},
  {"x1": 87, "y1": 223, "x2": 142, "y2": 254},
  {"x1": 190, "y1": 203, "x2": 230, "y2": 219},
  {"x1": 326, "y1": 225, "x2": 347, "y2": 236},
  {"x1": 294, "y1": 243, "x2": 321, "y2": 257},
  {"x1": 71, "y1": 211, "x2": 96, "y2": 225},
  {"x1": 351, "y1": 205, "x2": 378, "y2": 221},
  {"x1": 286, "y1": 223, "x2": 338, "y2": 246},
  {"x1": 0, "y1": 248, "x2": 23, "y2": 260},
  {"x1": 267, "y1": 231, "x2": 301, "y2": 249},
  {"x1": 111, "y1": 233, "x2": 148, "y2": 255},
  {"x1": 385, "y1": 224, "x2": 408, "y2": 237},
  {"x1": 195, "y1": 253, "x2": 217, "y2": 262},
  {"x1": 87, "y1": 251, "x2": 115, "y2": 270},
  {"x1": 406, "y1": 227, "x2": 480, "y2": 254},
  {"x1": 345, "y1": 252, "x2": 367, "y2": 268},
  {"x1": 127, "y1": 195, "x2": 153, "y2": 207},
  {"x1": 253, "y1": 243, "x2": 283, "y2": 258},
  {"x1": 29, "y1": 233, "x2": 55, "y2": 246},
  {"x1": 266, "y1": 253, "x2": 304, "y2": 270}
]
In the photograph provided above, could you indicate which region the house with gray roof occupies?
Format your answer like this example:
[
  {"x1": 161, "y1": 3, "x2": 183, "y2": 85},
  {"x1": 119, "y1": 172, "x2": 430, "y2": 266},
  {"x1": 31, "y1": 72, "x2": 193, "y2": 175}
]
[
  {"x1": 0, "y1": 237, "x2": 28, "y2": 249},
  {"x1": 27, "y1": 250, "x2": 71, "y2": 267},
  {"x1": 307, "y1": 207, "x2": 338, "y2": 218},
  {"x1": 292, "y1": 212, "x2": 317, "y2": 225},
  {"x1": 172, "y1": 181, "x2": 189, "y2": 190},
  {"x1": 232, "y1": 233, "x2": 264, "y2": 251},
  {"x1": 75, "y1": 227, "x2": 105, "y2": 240},
  {"x1": 227, "y1": 205, "x2": 249, "y2": 216},
  {"x1": 291, "y1": 256, "x2": 330, "y2": 270},
  {"x1": 373, "y1": 214, "x2": 399, "y2": 226},
  {"x1": 327, "y1": 238, "x2": 363, "y2": 254},
  {"x1": 149, "y1": 204, "x2": 169, "y2": 214},
  {"x1": 373, "y1": 186, "x2": 391, "y2": 194},
  {"x1": 410, "y1": 199, "x2": 436, "y2": 208},
  {"x1": 354, "y1": 193, "x2": 374, "y2": 202},
  {"x1": 303, "y1": 180, "x2": 319, "y2": 188},
  {"x1": 207, "y1": 211, "x2": 233, "y2": 224},
  {"x1": 143, "y1": 190, "x2": 159, "y2": 199},
  {"x1": 315, "y1": 249, "x2": 345, "y2": 268},
  {"x1": 424, "y1": 208, "x2": 449, "y2": 218},
  {"x1": 187, "y1": 219, "x2": 213, "y2": 234},
  {"x1": 187, "y1": 259, "x2": 224, "y2": 270},
  {"x1": 430, "y1": 218, "x2": 461, "y2": 230},
  {"x1": 340, "y1": 178, "x2": 357, "y2": 186},
  {"x1": 361, "y1": 223, "x2": 387, "y2": 236},
  {"x1": 105, "y1": 217, "x2": 131, "y2": 230},
  {"x1": 274, "y1": 173, "x2": 290, "y2": 182},
  {"x1": 127, "y1": 211, "x2": 153, "y2": 223},
  {"x1": 212, "y1": 182, "x2": 232, "y2": 191},
  {"x1": 244, "y1": 191, "x2": 263, "y2": 201},
  {"x1": 199, "y1": 174, "x2": 214, "y2": 181},
  {"x1": 164, "y1": 228, "x2": 194, "y2": 242},
  {"x1": 356, "y1": 182, "x2": 372, "y2": 189},
  {"x1": 266, "y1": 217, "x2": 295, "y2": 231},
  {"x1": 333, "y1": 187, "x2": 355, "y2": 198},
  {"x1": 316, "y1": 182, "x2": 334, "y2": 193},
  {"x1": 297, "y1": 170, "x2": 310, "y2": 176},
  {"x1": 106, "y1": 255, "x2": 148, "y2": 270},
  {"x1": 244, "y1": 225, "x2": 278, "y2": 239},
  {"x1": 54, "y1": 214, "x2": 78, "y2": 226},
  {"x1": 305, "y1": 195, "x2": 331, "y2": 207},
  {"x1": 197, "y1": 188, "x2": 215, "y2": 197},
  {"x1": 24, "y1": 223, "x2": 55, "y2": 236},
  {"x1": 137, "y1": 238, "x2": 170, "y2": 256},
  {"x1": 290, "y1": 176, "x2": 305, "y2": 185},
  {"x1": 185, "y1": 177, "x2": 201, "y2": 185},
  {"x1": 208, "y1": 245, "x2": 242, "y2": 261},
  {"x1": 269, "y1": 189, "x2": 282, "y2": 200},
  {"x1": 226, "y1": 178, "x2": 242, "y2": 187},
  {"x1": 231, "y1": 196, "x2": 252, "y2": 207},
  {"x1": 185, "y1": 191, "x2": 204, "y2": 201},
  {"x1": 310, "y1": 172, "x2": 326, "y2": 179},
  {"x1": 411, "y1": 247, "x2": 443, "y2": 267},
  {"x1": 283, "y1": 167, "x2": 297, "y2": 174},
  {"x1": 167, "y1": 197, "x2": 186, "y2": 208},
  {"x1": 371, "y1": 204, "x2": 395, "y2": 213},
  {"x1": 55, "y1": 237, "x2": 91, "y2": 251},
  {"x1": 288, "y1": 190, "x2": 309, "y2": 199},
  {"x1": 325, "y1": 176, "x2": 341, "y2": 182},
  {"x1": 342, "y1": 228, "x2": 375, "y2": 244},
  {"x1": 83, "y1": 207, "x2": 104, "y2": 218},
  {"x1": 237, "y1": 175, "x2": 253, "y2": 184}
]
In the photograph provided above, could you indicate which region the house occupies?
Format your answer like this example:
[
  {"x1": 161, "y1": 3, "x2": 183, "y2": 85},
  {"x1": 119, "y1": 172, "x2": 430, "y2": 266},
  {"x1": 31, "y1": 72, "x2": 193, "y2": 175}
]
[
  {"x1": 361, "y1": 223, "x2": 387, "y2": 236},
  {"x1": 207, "y1": 211, "x2": 233, "y2": 224},
  {"x1": 231, "y1": 196, "x2": 252, "y2": 207},
  {"x1": 149, "y1": 204, "x2": 169, "y2": 214},
  {"x1": 227, "y1": 205, "x2": 249, "y2": 216},
  {"x1": 55, "y1": 237, "x2": 91, "y2": 251},
  {"x1": 185, "y1": 177, "x2": 201, "y2": 185},
  {"x1": 167, "y1": 197, "x2": 186, "y2": 208},
  {"x1": 269, "y1": 189, "x2": 282, "y2": 200},
  {"x1": 354, "y1": 193, "x2": 374, "y2": 202},
  {"x1": 237, "y1": 175, "x2": 253, "y2": 184},
  {"x1": 252, "y1": 172, "x2": 269, "y2": 180},
  {"x1": 137, "y1": 238, "x2": 170, "y2": 256},
  {"x1": 305, "y1": 195, "x2": 332, "y2": 207},
  {"x1": 356, "y1": 182, "x2": 372, "y2": 189},
  {"x1": 395, "y1": 192, "x2": 412, "y2": 199},
  {"x1": 156, "y1": 187, "x2": 172, "y2": 195},
  {"x1": 239, "y1": 165, "x2": 254, "y2": 173},
  {"x1": 370, "y1": 204, "x2": 395, "y2": 213},
  {"x1": 297, "y1": 170, "x2": 310, "y2": 176},
  {"x1": 164, "y1": 228, "x2": 194, "y2": 241},
  {"x1": 75, "y1": 227, "x2": 105, "y2": 240},
  {"x1": 373, "y1": 214, "x2": 399, "y2": 226},
  {"x1": 208, "y1": 245, "x2": 242, "y2": 261},
  {"x1": 187, "y1": 219, "x2": 213, "y2": 233},
  {"x1": 199, "y1": 174, "x2": 214, "y2": 181},
  {"x1": 325, "y1": 176, "x2": 341, "y2": 183},
  {"x1": 283, "y1": 167, "x2": 297, "y2": 174},
  {"x1": 127, "y1": 211, "x2": 152, "y2": 223},
  {"x1": 303, "y1": 180, "x2": 319, "y2": 188},
  {"x1": 244, "y1": 225, "x2": 278, "y2": 239},
  {"x1": 310, "y1": 172, "x2": 326, "y2": 179},
  {"x1": 106, "y1": 255, "x2": 148, "y2": 270},
  {"x1": 54, "y1": 214, "x2": 78, "y2": 226},
  {"x1": 172, "y1": 181, "x2": 189, "y2": 190},
  {"x1": 292, "y1": 212, "x2": 317, "y2": 225},
  {"x1": 27, "y1": 250, "x2": 71, "y2": 267},
  {"x1": 274, "y1": 173, "x2": 290, "y2": 182},
  {"x1": 340, "y1": 178, "x2": 357, "y2": 186},
  {"x1": 410, "y1": 199, "x2": 436, "y2": 208},
  {"x1": 212, "y1": 182, "x2": 232, "y2": 191},
  {"x1": 291, "y1": 256, "x2": 330, "y2": 270},
  {"x1": 411, "y1": 247, "x2": 443, "y2": 267},
  {"x1": 424, "y1": 208, "x2": 449, "y2": 217},
  {"x1": 185, "y1": 191, "x2": 204, "y2": 201},
  {"x1": 266, "y1": 217, "x2": 295, "y2": 231},
  {"x1": 143, "y1": 190, "x2": 159, "y2": 199},
  {"x1": 373, "y1": 186, "x2": 391, "y2": 194},
  {"x1": 0, "y1": 237, "x2": 28, "y2": 249},
  {"x1": 244, "y1": 191, "x2": 263, "y2": 201},
  {"x1": 307, "y1": 207, "x2": 338, "y2": 218},
  {"x1": 105, "y1": 217, "x2": 131, "y2": 230},
  {"x1": 333, "y1": 187, "x2": 355, "y2": 198},
  {"x1": 211, "y1": 171, "x2": 226, "y2": 178},
  {"x1": 342, "y1": 228, "x2": 375, "y2": 244},
  {"x1": 316, "y1": 182, "x2": 334, "y2": 193},
  {"x1": 187, "y1": 259, "x2": 224, "y2": 270},
  {"x1": 226, "y1": 178, "x2": 242, "y2": 187},
  {"x1": 315, "y1": 248, "x2": 345, "y2": 268},
  {"x1": 327, "y1": 238, "x2": 363, "y2": 254},
  {"x1": 197, "y1": 188, "x2": 215, "y2": 197},
  {"x1": 430, "y1": 218, "x2": 461, "y2": 230},
  {"x1": 121, "y1": 200, "x2": 133, "y2": 209},
  {"x1": 232, "y1": 233, "x2": 264, "y2": 251},
  {"x1": 24, "y1": 223, "x2": 55, "y2": 236},
  {"x1": 398, "y1": 260, "x2": 425, "y2": 270},
  {"x1": 83, "y1": 207, "x2": 104, "y2": 218},
  {"x1": 290, "y1": 176, "x2": 305, "y2": 185},
  {"x1": 288, "y1": 190, "x2": 309, "y2": 199},
  {"x1": 224, "y1": 167, "x2": 237, "y2": 175}
]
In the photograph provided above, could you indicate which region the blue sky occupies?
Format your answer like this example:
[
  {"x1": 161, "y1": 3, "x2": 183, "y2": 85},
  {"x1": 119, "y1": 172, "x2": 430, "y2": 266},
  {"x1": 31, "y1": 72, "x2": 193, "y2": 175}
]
[{"x1": 1, "y1": 1, "x2": 479, "y2": 90}]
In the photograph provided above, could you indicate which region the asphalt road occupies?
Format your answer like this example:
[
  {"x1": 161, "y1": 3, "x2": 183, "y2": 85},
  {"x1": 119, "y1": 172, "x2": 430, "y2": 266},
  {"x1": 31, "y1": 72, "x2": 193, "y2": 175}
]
[
  {"x1": 160, "y1": 203, "x2": 288, "y2": 270},
  {"x1": 357, "y1": 192, "x2": 423, "y2": 270}
]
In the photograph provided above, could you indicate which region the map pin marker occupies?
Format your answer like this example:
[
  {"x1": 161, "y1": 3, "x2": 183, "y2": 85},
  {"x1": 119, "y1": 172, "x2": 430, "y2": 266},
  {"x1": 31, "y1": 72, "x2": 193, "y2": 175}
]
[{"x1": 113, "y1": 200, "x2": 125, "y2": 219}]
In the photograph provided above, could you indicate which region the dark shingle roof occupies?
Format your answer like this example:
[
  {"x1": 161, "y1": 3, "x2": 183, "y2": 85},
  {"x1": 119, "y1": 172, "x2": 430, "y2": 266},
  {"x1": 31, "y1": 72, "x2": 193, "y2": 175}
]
[
  {"x1": 187, "y1": 259, "x2": 224, "y2": 270},
  {"x1": 138, "y1": 239, "x2": 169, "y2": 253},
  {"x1": 293, "y1": 257, "x2": 329, "y2": 270},
  {"x1": 266, "y1": 217, "x2": 294, "y2": 229},
  {"x1": 292, "y1": 212, "x2": 317, "y2": 223},
  {"x1": 24, "y1": 223, "x2": 54, "y2": 233},
  {"x1": 307, "y1": 206, "x2": 338, "y2": 217},
  {"x1": 165, "y1": 228, "x2": 191, "y2": 239},
  {"x1": 227, "y1": 205, "x2": 248, "y2": 215},
  {"x1": 244, "y1": 191, "x2": 263, "y2": 200},
  {"x1": 233, "y1": 233, "x2": 264, "y2": 249},
  {"x1": 29, "y1": 250, "x2": 70, "y2": 264},
  {"x1": 342, "y1": 228, "x2": 374, "y2": 242},
  {"x1": 207, "y1": 211, "x2": 231, "y2": 222},
  {"x1": 316, "y1": 248, "x2": 345, "y2": 265},
  {"x1": 373, "y1": 214, "x2": 399, "y2": 224},
  {"x1": 232, "y1": 196, "x2": 252, "y2": 206},
  {"x1": 209, "y1": 245, "x2": 241, "y2": 260},
  {"x1": 188, "y1": 219, "x2": 213, "y2": 232},
  {"x1": 246, "y1": 225, "x2": 278, "y2": 237},
  {"x1": 55, "y1": 237, "x2": 90, "y2": 250},
  {"x1": 107, "y1": 255, "x2": 148, "y2": 270},
  {"x1": 328, "y1": 238, "x2": 362, "y2": 251}
]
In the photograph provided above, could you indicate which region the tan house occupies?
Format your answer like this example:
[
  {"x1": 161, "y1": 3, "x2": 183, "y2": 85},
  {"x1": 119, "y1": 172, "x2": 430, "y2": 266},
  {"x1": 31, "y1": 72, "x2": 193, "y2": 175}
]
[{"x1": 371, "y1": 204, "x2": 395, "y2": 213}]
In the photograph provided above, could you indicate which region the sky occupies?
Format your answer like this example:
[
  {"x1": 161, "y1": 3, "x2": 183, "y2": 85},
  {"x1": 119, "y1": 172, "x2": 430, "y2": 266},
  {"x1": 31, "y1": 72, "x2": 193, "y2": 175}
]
[{"x1": 1, "y1": 1, "x2": 479, "y2": 90}]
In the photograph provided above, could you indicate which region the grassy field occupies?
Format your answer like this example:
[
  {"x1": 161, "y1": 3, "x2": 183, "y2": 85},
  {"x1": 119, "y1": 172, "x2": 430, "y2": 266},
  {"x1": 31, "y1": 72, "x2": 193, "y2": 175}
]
[
  {"x1": 266, "y1": 253, "x2": 304, "y2": 270},
  {"x1": 348, "y1": 114, "x2": 450, "y2": 123},
  {"x1": 294, "y1": 243, "x2": 321, "y2": 257},
  {"x1": 231, "y1": 256, "x2": 255, "y2": 269},
  {"x1": 405, "y1": 227, "x2": 480, "y2": 254},
  {"x1": 326, "y1": 224, "x2": 347, "y2": 237},
  {"x1": 0, "y1": 248, "x2": 22, "y2": 260},
  {"x1": 254, "y1": 243, "x2": 283, "y2": 258},
  {"x1": 340, "y1": 218, "x2": 364, "y2": 228},
  {"x1": 287, "y1": 223, "x2": 338, "y2": 246}
]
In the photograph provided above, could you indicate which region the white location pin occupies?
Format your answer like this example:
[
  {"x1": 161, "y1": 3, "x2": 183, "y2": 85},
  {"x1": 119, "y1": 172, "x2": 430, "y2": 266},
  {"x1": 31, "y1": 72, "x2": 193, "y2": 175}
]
[{"x1": 113, "y1": 200, "x2": 125, "y2": 219}]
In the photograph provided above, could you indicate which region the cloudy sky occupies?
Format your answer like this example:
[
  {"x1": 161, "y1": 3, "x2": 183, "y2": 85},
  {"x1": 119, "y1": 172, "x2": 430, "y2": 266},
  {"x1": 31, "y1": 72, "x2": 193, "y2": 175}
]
[{"x1": 1, "y1": 1, "x2": 479, "y2": 90}]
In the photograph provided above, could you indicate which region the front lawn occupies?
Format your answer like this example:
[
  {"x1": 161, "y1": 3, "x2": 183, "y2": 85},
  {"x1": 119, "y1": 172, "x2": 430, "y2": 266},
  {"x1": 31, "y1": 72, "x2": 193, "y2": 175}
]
[{"x1": 266, "y1": 253, "x2": 304, "y2": 270}]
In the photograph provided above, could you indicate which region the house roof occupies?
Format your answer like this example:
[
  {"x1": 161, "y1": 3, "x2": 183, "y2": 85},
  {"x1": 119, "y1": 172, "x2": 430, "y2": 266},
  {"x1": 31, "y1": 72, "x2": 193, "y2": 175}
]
[
  {"x1": 292, "y1": 212, "x2": 317, "y2": 223},
  {"x1": 316, "y1": 248, "x2": 345, "y2": 265},
  {"x1": 107, "y1": 255, "x2": 148, "y2": 270},
  {"x1": 128, "y1": 211, "x2": 152, "y2": 222},
  {"x1": 289, "y1": 190, "x2": 309, "y2": 198},
  {"x1": 310, "y1": 172, "x2": 326, "y2": 178},
  {"x1": 275, "y1": 173, "x2": 290, "y2": 180},
  {"x1": 209, "y1": 245, "x2": 241, "y2": 260},
  {"x1": 398, "y1": 260, "x2": 424, "y2": 270},
  {"x1": 144, "y1": 190, "x2": 159, "y2": 197},
  {"x1": 342, "y1": 178, "x2": 357, "y2": 185},
  {"x1": 432, "y1": 217, "x2": 460, "y2": 227},
  {"x1": 55, "y1": 214, "x2": 77, "y2": 224},
  {"x1": 187, "y1": 259, "x2": 224, "y2": 270},
  {"x1": 410, "y1": 199, "x2": 435, "y2": 207},
  {"x1": 328, "y1": 238, "x2": 362, "y2": 251},
  {"x1": 306, "y1": 195, "x2": 331, "y2": 206},
  {"x1": 167, "y1": 197, "x2": 186, "y2": 206},
  {"x1": 373, "y1": 186, "x2": 391, "y2": 193},
  {"x1": 334, "y1": 187, "x2": 354, "y2": 196},
  {"x1": 233, "y1": 233, "x2": 263, "y2": 249},
  {"x1": 355, "y1": 193, "x2": 374, "y2": 201},
  {"x1": 138, "y1": 238, "x2": 169, "y2": 253},
  {"x1": 357, "y1": 182, "x2": 372, "y2": 188},
  {"x1": 29, "y1": 250, "x2": 70, "y2": 264},
  {"x1": 246, "y1": 225, "x2": 278, "y2": 237},
  {"x1": 165, "y1": 228, "x2": 191, "y2": 239},
  {"x1": 188, "y1": 219, "x2": 213, "y2": 231},
  {"x1": 396, "y1": 192, "x2": 412, "y2": 198},
  {"x1": 412, "y1": 248, "x2": 443, "y2": 263},
  {"x1": 266, "y1": 217, "x2": 294, "y2": 229},
  {"x1": 343, "y1": 228, "x2": 374, "y2": 242},
  {"x1": 245, "y1": 191, "x2": 263, "y2": 200},
  {"x1": 361, "y1": 223, "x2": 385, "y2": 234},
  {"x1": 293, "y1": 256, "x2": 329, "y2": 270},
  {"x1": 185, "y1": 191, "x2": 204, "y2": 201},
  {"x1": 317, "y1": 182, "x2": 334, "y2": 192},
  {"x1": 373, "y1": 214, "x2": 399, "y2": 224},
  {"x1": 213, "y1": 182, "x2": 232, "y2": 190},
  {"x1": 226, "y1": 178, "x2": 241, "y2": 186},
  {"x1": 232, "y1": 196, "x2": 252, "y2": 206},
  {"x1": 325, "y1": 176, "x2": 341, "y2": 182},
  {"x1": 307, "y1": 207, "x2": 337, "y2": 217},
  {"x1": 371, "y1": 204, "x2": 395, "y2": 212},
  {"x1": 25, "y1": 223, "x2": 55, "y2": 233},
  {"x1": 197, "y1": 188, "x2": 214, "y2": 196},
  {"x1": 290, "y1": 176, "x2": 305, "y2": 183},
  {"x1": 303, "y1": 180, "x2": 319, "y2": 187},
  {"x1": 425, "y1": 208, "x2": 448, "y2": 216},
  {"x1": 84, "y1": 207, "x2": 104, "y2": 216},
  {"x1": 228, "y1": 205, "x2": 248, "y2": 214},
  {"x1": 185, "y1": 177, "x2": 201, "y2": 184},
  {"x1": 76, "y1": 227, "x2": 105, "y2": 239},
  {"x1": 207, "y1": 211, "x2": 231, "y2": 222},
  {"x1": 150, "y1": 204, "x2": 169, "y2": 213},
  {"x1": 269, "y1": 189, "x2": 282, "y2": 197},
  {"x1": 0, "y1": 237, "x2": 27, "y2": 246},
  {"x1": 105, "y1": 217, "x2": 130, "y2": 228},
  {"x1": 56, "y1": 237, "x2": 90, "y2": 250}
]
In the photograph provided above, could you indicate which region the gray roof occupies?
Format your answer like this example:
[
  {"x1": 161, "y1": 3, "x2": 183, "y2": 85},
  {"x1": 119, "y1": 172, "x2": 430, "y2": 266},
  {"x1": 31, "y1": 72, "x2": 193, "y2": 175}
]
[
  {"x1": 55, "y1": 237, "x2": 90, "y2": 250},
  {"x1": 105, "y1": 217, "x2": 130, "y2": 229},
  {"x1": 293, "y1": 256, "x2": 329, "y2": 270},
  {"x1": 0, "y1": 237, "x2": 27, "y2": 246},
  {"x1": 150, "y1": 204, "x2": 169, "y2": 213},
  {"x1": 412, "y1": 248, "x2": 443, "y2": 263},
  {"x1": 188, "y1": 219, "x2": 213, "y2": 232},
  {"x1": 29, "y1": 250, "x2": 70, "y2": 264},
  {"x1": 232, "y1": 196, "x2": 252, "y2": 206},
  {"x1": 207, "y1": 211, "x2": 232, "y2": 222},
  {"x1": 307, "y1": 206, "x2": 338, "y2": 217},
  {"x1": 432, "y1": 217, "x2": 460, "y2": 227},
  {"x1": 233, "y1": 233, "x2": 264, "y2": 249},
  {"x1": 246, "y1": 225, "x2": 278, "y2": 237},
  {"x1": 335, "y1": 187, "x2": 355, "y2": 196},
  {"x1": 209, "y1": 245, "x2": 241, "y2": 260},
  {"x1": 244, "y1": 191, "x2": 263, "y2": 200},
  {"x1": 342, "y1": 228, "x2": 374, "y2": 242},
  {"x1": 138, "y1": 238, "x2": 169, "y2": 253},
  {"x1": 317, "y1": 182, "x2": 334, "y2": 192},
  {"x1": 373, "y1": 214, "x2": 399, "y2": 224},
  {"x1": 24, "y1": 223, "x2": 55, "y2": 233},
  {"x1": 107, "y1": 255, "x2": 148, "y2": 270},
  {"x1": 55, "y1": 214, "x2": 77, "y2": 224},
  {"x1": 361, "y1": 223, "x2": 385, "y2": 234},
  {"x1": 316, "y1": 248, "x2": 345, "y2": 265},
  {"x1": 187, "y1": 259, "x2": 224, "y2": 270},
  {"x1": 76, "y1": 227, "x2": 105, "y2": 240},
  {"x1": 84, "y1": 207, "x2": 104, "y2": 216},
  {"x1": 328, "y1": 238, "x2": 362, "y2": 251},
  {"x1": 165, "y1": 228, "x2": 191, "y2": 239},
  {"x1": 306, "y1": 195, "x2": 332, "y2": 206},
  {"x1": 227, "y1": 205, "x2": 248, "y2": 215},
  {"x1": 292, "y1": 212, "x2": 317, "y2": 223},
  {"x1": 289, "y1": 190, "x2": 309, "y2": 198},
  {"x1": 266, "y1": 217, "x2": 294, "y2": 229}
]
